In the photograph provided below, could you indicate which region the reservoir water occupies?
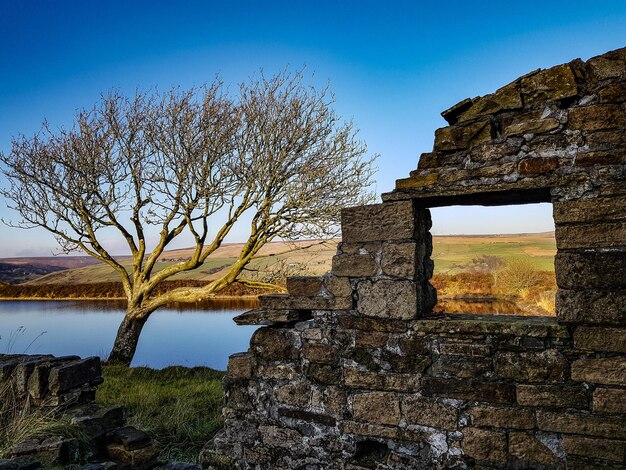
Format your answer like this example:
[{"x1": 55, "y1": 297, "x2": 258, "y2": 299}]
[{"x1": 0, "y1": 299, "x2": 259, "y2": 370}]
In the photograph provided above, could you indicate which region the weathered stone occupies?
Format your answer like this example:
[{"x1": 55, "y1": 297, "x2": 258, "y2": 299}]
[
  {"x1": 557, "y1": 289, "x2": 626, "y2": 325},
  {"x1": 468, "y1": 405, "x2": 535, "y2": 429},
  {"x1": 274, "y1": 382, "x2": 312, "y2": 407},
  {"x1": 277, "y1": 408, "x2": 337, "y2": 427},
  {"x1": 519, "y1": 156, "x2": 560, "y2": 174},
  {"x1": 414, "y1": 315, "x2": 568, "y2": 338},
  {"x1": 402, "y1": 396, "x2": 458, "y2": 430},
  {"x1": 351, "y1": 392, "x2": 401, "y2": 426},
  {"x1": 434, "y1": 119, "x2": 494, "y2": 151},
  {"x1": 505, "y1": 116, "x2": 560, "y2": 136},
  {"x1": 592, "y1": 387, "x2": 626, "y2": 413},
  {"x1": 395, "y1": 173, "x2": 439, "y2": 189},
  {"x1": 397, "y1": 337, "x2": 428, "y2": 355},
  {"x1": 441, "y1": 97, "x2": 474, "y2": 125},
  {"x1": 554, "y1": 196, "x2": 626, "y2": 224},
  {"x1": 571, "y1": 357, "x2": 626, "y2": 385},
  {"x1": 233, "y1": 307, "x2": 312, "y2": 326},
  {"x1": 462, "y1": 427, "x2": 507, "y2": 464},
  {"x1": 557, "y1": 221, "x2": 626, "y2": 249},
  {"x1": 537, "y1": 410, "x2": 626, "y2": 439},
  {"x1": 381, "y1": 242, "x2": 418, "y2": 278},
  {"x1": 556, "y1": 250, "x2": 626, "y2": 290},
  {"x1": 162, "y1": 462, "x2": 201, "y2": 470},
  {"x1": 354, "y1": 330, "x2": 388, "y2": 348},
  {"x1": 48, "y1": 357, "x2": 101, "y2": 394},
  {"x1": 416, "y1": 152, "x2": 439, "y2": 169},
  {"x1": 494, "y1": 349, "x2": 567, "y2": 383},
  {"x1": 259, "y1": 425, "x2": 304, "y2": 449},
  {"x1": 576, "y1": 149, "x2": 626, "y2": 166},
  {"x1": 458, "y1": 82, "x2": 522, "y2": 123},
  {"x1": 430, "y1": 355, "x2": 492, "y2": 379},
  {"x1": 286, "y1": 276, "x2": 322, "y2": 296},
  {"x1": 509, "y1": 432, "x2": 561, "y2": 465},
  {"x1": 337, "y1": 314, "x2": 408, "y2": 333},
  {"x1": 421, "y1": 377, "x2": 515, "y2": 404},
  {"x1": 517, "y1": 384, "x2": 588, "y2": 409},
  {"x1": 258, "y1": 293, "x2": 352, "y2": 310},
  {"x1": 599, "y1": 79, "x2": 626, "y2": 103},
  {"x1": 589, "y1": 54, "x2": 626, "y2": 80},
  {"x1": 573, "y1": 326, "x2": 626, "y2": 352},
  {"x1": 568, "y1": 104, "x2": 626, "y2": 131},
  {"x1": 332, "y1": 253, "x2": 378, "y2": 277},
  {"x1": 107, "y1": 426, "x2": 151, "y2": 451},
  {"x1": 106, "y1": 443, "x2": 159, "y2": 466},
  {"x1": 307, "y1": 363, "x2": 341, "y2": 384},
  {"x1": 250, "y1": 327, "x2": 298, "y2": 361},
  {"x1": 438, "y1": 342, "x2": 490, "y2": 357},
  {"x1": 356, "y1": 280, "x2": 418, "y2": 320},
  {"x1": 227, "y1": 352, "x2": 254, "y2": 379},
  {"x1": 302, "y1": 343, "x2": 337, "y2": 364},
  {"x1": 340, "y1": 421, "x2": 400, "y2": 440},
  {"x1": 323, "y1": 276, "x2": 352, "y2": 297},
  {"x1": 257, "y1": 363, "x2": 300, "y2": 380},
  {"x1": 521, "y1": 64, "x2": 579, "y2": 104},
  {"x1": 341, "y1": 201, "x2": 415, "y2": 243},
  {"x1": 563, "y1": 435, "x2": 626, "y2": 462},
  {"x1": 66, "y1": 403, "x2": 126, "y2": 440}
]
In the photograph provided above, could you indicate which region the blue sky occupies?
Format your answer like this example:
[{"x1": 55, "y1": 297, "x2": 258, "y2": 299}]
[{"x1": 1, "y1": 1, "x2": 625, "y2": 256}]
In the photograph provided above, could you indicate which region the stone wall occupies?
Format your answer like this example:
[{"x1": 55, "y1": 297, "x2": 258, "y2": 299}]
[{"x1": 210, "y1": 47, "x2": 626, "y2": 469}]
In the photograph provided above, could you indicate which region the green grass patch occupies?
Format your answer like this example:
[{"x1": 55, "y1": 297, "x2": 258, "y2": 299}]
[{"x1": 98, "y1": 365, "x2": 225, "y2": 463}]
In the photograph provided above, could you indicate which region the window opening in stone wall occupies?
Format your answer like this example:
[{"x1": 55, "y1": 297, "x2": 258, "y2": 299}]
[{"x1": 429, "y1": 203, "x2": 556, "y2": 316}]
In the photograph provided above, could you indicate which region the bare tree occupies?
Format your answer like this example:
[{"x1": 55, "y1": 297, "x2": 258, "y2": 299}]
[{"x1": 0, "y1": 71, "x2": 376, "y2": 365}]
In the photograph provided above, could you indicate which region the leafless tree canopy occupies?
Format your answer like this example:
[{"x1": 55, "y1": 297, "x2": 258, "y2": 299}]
[{"x1": 0, "y1": 70, "x2": 376, "y2": 364}]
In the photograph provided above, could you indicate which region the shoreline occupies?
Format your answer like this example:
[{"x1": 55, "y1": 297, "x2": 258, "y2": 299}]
[{"x1": 0, "y1": 294, "x2": 261, "y2": 301}]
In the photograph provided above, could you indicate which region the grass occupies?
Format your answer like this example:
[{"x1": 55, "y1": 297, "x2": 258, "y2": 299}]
[{"x1": 97, "y1": 365, "x2": 226, "y2": 463}]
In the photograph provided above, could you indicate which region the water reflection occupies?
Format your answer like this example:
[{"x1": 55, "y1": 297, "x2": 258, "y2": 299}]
[
  {"x1": 0, "y1": 299, "x2": 259, "y2": 370},
  {"x1": 437, "y1": 298, "x2": 547, "y2": 316}
]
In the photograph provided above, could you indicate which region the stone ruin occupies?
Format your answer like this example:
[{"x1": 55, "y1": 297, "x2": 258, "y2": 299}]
[
  {"x1": 0, "y1": 354, "x2": 164, "y2": 469},
  {"x1": 209, "y1": 47, "x2": 626, "y2": 469}
]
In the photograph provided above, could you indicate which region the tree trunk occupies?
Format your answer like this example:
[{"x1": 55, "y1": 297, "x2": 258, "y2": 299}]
[{"x1": 107, "y1": 313, "x2": 149, "y2": 366}]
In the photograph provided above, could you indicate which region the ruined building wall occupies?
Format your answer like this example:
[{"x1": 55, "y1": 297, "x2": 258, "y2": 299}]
[{"x1": 209, "y1": 47, "x2": 626, "y2": 469}]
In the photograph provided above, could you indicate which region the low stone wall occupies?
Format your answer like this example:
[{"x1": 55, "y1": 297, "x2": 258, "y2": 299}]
[{"x1": 211, "y1": 47, "x2": 626, "y2": 469}]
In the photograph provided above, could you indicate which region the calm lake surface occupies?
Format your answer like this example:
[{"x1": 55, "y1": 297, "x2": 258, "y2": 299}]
[{"x1": 0, "y1": 299, "x2": 259, "y2": 370}]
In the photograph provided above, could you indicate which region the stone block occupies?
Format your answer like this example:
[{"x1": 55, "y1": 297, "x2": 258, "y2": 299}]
[
  {"x1": 584, "y1": 129, "x2": 626, "y2": 151},
  {"x1": 520, "y1": 64, "x2": 579, "y2": 104},
  {"x1": 302, "y1": 343, "x2": 337, "y2": 364},
  {"x1": 494, "y1": 349, "x2": 567, "y2": 383},
  {"x1": 519, "y1": 156, "x2": 560, "y2": 174},
  {"x1": 258, "y1": 293, "x2": 353, "y2": 311},
  {"x1": 573, "y1": 326, "x2": 626, "y2": 352},
  {"x1": 571, "y1": 357, "x2": 626, "y2": 385},
  {"x1": 576, "y1": 149, "x2": 626, "y2": 166},
  {"x1": 340, "y1": 421, "x2": 400, "y2": 440},
  {"x1": 106, "y1": 443, "x2": 159, "y2": 467},
  {"x1": 397, "y1": 337, "x2": 429, "y2": 355},
  {"x1": 351, "y1": 392, "x2": 401, "y2": 426},
  {"x1": 552, "y1": 197, "x2": 626, "y2": 224},
  {"x1": 250, "y1": 327, "x2": 298, "y2": 361},
  {"x1": 457, "y1": 81, "x2": 522, "y2": 123},
  {"x1": 227, "y1": 352, "x2": 254, "y2": 379},
  {"x1": 555, "y1": 250, "x2": 626, "y2": 290},
  {"x1": 48, "y1": 357, "x2": 101, "y2": 394},
  {"x1": 563, "y1": 435, "x2": 626, "y2": 462},
  {"x1": 504, "y1": 116, "x2": 560, "y2": 136},
  {"x1": 434, "y1": 119, "x2": 494, "y2": 152},
  {"x1": 568, "y1": 104, "x2": 626, "y2": 131},
  {"x1": 259, "y1": 425, "x2": 304, "y2": 449},
  {"x1": 307, "y1": 363, "x2": 341, "y2": 384},
  {"x1": 557, "y1": 289, "x2": 626, "y2": 325},
  {"x1": 430, "y1": 355, "x2": 492, "y2": 379},
  {"x1": 233, "y1": 308, "x2": 312, "y2": 326},
  {"x1": 354, "y1": 331, "x2": 388, "y2": 348},
  {"x1": 461, "y1": 427, "x2": 507, "y2": 464},
  {"x1": 107, "y1": 426, "x2": 151, "y2": 451},
  {"x1": 402, "y1": 396, "x2": 458, "y2": 430},
  {"x1": 323, "y1": 276, "x2": 352, "y2": 297},
  {"x1": 592, "y1": 387, "x2": 626, "y2": 413},
  {"x1": 341, "y1": 201, "x2": 415, "y2": 243},
  {"x1": 537, "y1": 410, "x2": 626, "y2": 439},
  {"x1": 438, "y1": 342, "x2": 491, "y2": 357},
  {"x1": 381, "y1": 242, "x2": 418, "y2": 278},
  {"x1": 516, "y1": 384, "x2": 588, "y2": 409},
  {"x1": 556, "y1": 221, "x2": 626, "y2": 249},
  {"x1": 277, "y1": 408, "x2": 337, "y2": 427},
  {"x1": 274, "y1": 382, "x2": 312, "y2": 407},
  {"x1": 421, "y1": 377, "x2": 515, "y2": 404},
  {"x1": 286, "y1": 276, "x2": 322, "y2": 296},
  {"x1": 332, "y1": 253, "x2": 378, "y2": 277},
  {"x1": 337, "y1": 314, "x2": 408, "y2": 333},
  {"x1": 509, "y1": 432, "x2": 562, "y2": 465},
  {"x1": 598, "y1": 79, "x2": 626, "y2": 103},
  {"x1": 356, "y1": 280, "x2": 419, "y2": 320},
  {"x1": 468, "y1": 405, "x2": 535, "y2": 429}
]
